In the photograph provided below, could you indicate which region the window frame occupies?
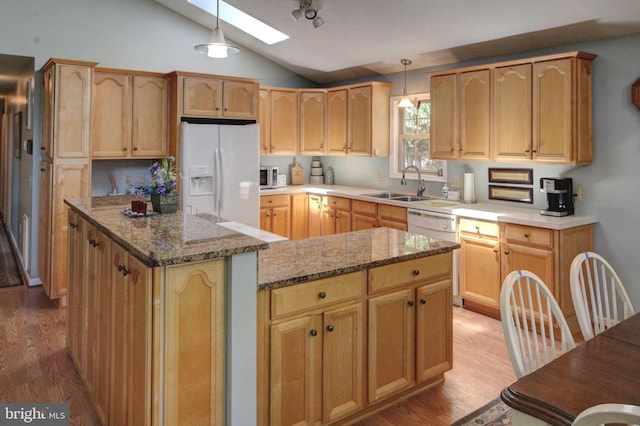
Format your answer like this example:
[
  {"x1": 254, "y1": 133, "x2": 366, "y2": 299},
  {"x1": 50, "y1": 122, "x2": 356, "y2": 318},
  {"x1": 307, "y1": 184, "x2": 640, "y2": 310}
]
[{"x1": 389, "y1": 93, "x2": 446, "y2": 183}]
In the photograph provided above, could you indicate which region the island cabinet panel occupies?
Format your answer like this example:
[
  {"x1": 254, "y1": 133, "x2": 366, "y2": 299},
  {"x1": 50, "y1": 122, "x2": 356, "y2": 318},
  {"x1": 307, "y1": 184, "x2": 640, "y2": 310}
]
[{"x1": 164, "y1": 259, "x2": 225, "y2": 426}]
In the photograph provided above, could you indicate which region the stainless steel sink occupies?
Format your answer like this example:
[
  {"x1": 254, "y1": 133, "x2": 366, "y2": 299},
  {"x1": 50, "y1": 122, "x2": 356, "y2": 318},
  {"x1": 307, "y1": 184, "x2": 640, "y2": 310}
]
[
  {"x1": 389, "y1": 196, "x2": 429, "y2": 202},
  {"x1": 361, "y1": 192, "x2": 409, "y2": 199}
]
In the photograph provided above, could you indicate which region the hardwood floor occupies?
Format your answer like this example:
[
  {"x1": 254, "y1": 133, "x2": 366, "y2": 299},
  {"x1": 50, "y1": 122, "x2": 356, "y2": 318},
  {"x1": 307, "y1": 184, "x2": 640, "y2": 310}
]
[{"x1": 0, "y1": 285, "x2": 515, "y2": 426}]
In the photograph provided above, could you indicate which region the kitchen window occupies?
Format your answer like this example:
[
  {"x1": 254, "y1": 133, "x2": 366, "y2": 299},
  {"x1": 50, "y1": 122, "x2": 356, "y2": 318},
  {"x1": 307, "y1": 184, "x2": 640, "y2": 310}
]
[{"x1": 389, "y1": 93, "x2": 446, "y2": 182}]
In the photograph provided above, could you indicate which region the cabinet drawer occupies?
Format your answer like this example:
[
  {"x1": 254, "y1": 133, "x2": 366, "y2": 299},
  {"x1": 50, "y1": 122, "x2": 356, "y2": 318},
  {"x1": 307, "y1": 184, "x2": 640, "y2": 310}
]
[
  {"x1": 459, "y1": 218, "x2": 499, "y2": 238},
  {"x1": 504, "y1": 224, "x2": 553, "y2": 249},
  {"x1": 368, "y1": 253, "x2": 452, "y2": 294},
  {"x1": 260, "y1": 194, "x2": 290, "y2": 208},
  {"x1": 351, "y1": 199, "x2": 377, "y2": 216},
  {"x1": 271, "y1": 271, "x2": 364, "y2": 319},
  {"x1": 325, "y1": 196, "x2": 351, "y2": 211},
  {"x1": 378, "y1": 204, "x2": 407, "y2": 223}
]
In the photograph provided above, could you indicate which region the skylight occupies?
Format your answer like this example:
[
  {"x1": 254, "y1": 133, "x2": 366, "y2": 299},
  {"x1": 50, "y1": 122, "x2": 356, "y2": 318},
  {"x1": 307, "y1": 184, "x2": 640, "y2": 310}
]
[{"x1": 188, "y1": 0, "x2": 289, "y2": 45}]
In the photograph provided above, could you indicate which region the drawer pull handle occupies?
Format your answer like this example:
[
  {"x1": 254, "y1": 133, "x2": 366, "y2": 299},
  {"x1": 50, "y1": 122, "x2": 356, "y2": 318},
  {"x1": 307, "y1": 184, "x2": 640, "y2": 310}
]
[
  {"x1": 318, "y1": 292, "x2": 326, "y2": 299},
  {"x1": 408, "y1": 300, "x2": 415, "y2": 307},
  {"x1": 420, "y1": 299, "x2": 427, "y2": 305},
  {"x1": 117, "y1": 265, "x2": 129, "y2": 276},
  {"x1": 524, "y1": 233, "x2": 529, "y2": 238},
  {"x1": 310, "y1": 330, "x2": 317, "y2": 337},
  {"x1": 326, "y1": 325, "x2": 334, "y2": 332},
  {"x1": 493, "y1": 248, "x2": 498, "y2": 253},
  {"x1": 412, "y1": 269, "x2": 420, "y2": 276}
]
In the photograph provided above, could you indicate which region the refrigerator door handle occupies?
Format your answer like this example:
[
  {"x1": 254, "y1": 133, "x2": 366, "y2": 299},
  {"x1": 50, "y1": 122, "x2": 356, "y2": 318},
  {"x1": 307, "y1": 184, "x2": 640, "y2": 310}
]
[{"x1": 215, "y1": 146, "x2": 222, "y2": 216}]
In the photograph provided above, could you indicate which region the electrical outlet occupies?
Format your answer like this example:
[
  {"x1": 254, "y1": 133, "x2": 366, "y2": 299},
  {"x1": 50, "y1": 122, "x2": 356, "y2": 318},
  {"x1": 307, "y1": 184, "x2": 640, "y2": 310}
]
[
  {"x1": 575, "y1": 185, "x2": 582, "y2": 201},
  {"x1": 138, "y1": 174, "x2": 145, "y2": 184},
  {"x1": 125, "y1": 175, "x2": 131, "y2": 185}
]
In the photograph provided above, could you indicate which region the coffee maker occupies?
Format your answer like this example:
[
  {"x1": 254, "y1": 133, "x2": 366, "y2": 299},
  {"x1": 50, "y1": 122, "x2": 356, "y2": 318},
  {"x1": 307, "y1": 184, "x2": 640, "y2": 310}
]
[{"x1": 540, "y1": 178, "x2": 574, "y2": 216}]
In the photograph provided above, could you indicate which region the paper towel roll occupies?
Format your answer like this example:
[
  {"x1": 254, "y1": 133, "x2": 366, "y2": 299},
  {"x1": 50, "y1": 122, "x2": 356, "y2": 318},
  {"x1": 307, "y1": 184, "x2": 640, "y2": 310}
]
[{"x1": 463, "y1": 172, "x2": 476, "y2": 203}]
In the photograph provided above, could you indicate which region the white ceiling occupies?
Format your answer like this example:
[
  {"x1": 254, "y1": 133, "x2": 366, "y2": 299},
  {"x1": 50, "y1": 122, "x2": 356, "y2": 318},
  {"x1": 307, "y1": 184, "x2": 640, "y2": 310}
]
[{"x1": 155, "y1": 0, "x2": 640, "y2": 84}]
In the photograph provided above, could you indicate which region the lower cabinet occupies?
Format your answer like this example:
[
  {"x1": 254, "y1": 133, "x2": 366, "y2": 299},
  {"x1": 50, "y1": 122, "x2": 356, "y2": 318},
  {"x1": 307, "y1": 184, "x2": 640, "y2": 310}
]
[
  {"x1": 351, "y1": 200, "x2": 407, "y2": 231},
  {"x1": 260, "y1": 194, "x2": 291, "y2": 239},
  {"x1": 258, "y1": 253, "x2": 453, "y2": 426}
]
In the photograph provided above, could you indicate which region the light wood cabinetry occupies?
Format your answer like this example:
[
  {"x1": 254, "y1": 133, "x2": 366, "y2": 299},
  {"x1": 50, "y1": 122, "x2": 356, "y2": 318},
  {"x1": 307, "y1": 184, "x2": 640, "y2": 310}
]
[
  {"x1": 39, "y1": 59, "x2": 94, "y2": 302},
  {"x1": 430, "y1": 51, "x2": 596, "y2": 164},
  {"x1": 92, "y1": 70, "x2": 168, "y2": 158},
  {"x1": 290, "y1": 193, "x2": 309, "y2": 240},
  {"x1": 180, "y1": 75, "x2": 258, "y2": 119},
  {"x1": 458, "y1": 217, "x2": 593, "y2": 326},
  {"x1": 299, "y1": 90, "x2": 326, "y2": 155},
  {"x1": 351, "y1": 200, "x2": 407, "y2": 231},
  {"x1": 261, "y1": 88, "x2": 298, "y2": 155},
  {"x1": 327, "y1": 88, "x2": 348, "y2": 155},
  {"x1": 367, "y1": 254, "x2": 453, "y2": 403},
  {"x1": 308, "y1": 194, "x2": 323, "y2": 238},
  {"x1": 322, "y1": 196, "x2": 351, "y2": 235},
  {"x1": 260, "y1": 194, "x2": 291, "y2": 239}
]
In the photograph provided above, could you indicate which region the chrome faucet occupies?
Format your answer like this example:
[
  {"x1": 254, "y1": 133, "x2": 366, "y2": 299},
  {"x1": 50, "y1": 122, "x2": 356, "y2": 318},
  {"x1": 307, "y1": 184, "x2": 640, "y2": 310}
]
[{"x1": 401, "y1": 165, "x2": 425, "y2": 197}]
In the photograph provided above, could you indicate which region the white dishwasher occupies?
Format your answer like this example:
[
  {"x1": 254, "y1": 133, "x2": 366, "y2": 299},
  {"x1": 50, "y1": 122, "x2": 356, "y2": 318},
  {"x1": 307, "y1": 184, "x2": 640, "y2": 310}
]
[{"x1": 407, "y1": 208, "x2": 461, "y2": 306}]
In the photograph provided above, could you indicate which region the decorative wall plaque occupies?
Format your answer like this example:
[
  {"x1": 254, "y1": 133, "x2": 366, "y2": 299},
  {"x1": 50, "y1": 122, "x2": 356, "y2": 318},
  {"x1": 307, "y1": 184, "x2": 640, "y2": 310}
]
[{"x1": 488, "y1": 168, "x2": 533, "y2": 185}]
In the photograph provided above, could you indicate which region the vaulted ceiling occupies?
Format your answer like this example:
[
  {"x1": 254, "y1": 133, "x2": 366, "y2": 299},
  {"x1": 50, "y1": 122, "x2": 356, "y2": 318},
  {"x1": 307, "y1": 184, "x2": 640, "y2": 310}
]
[{"x1": 155, "y1": 0, "x2": 640, "y2": 84}]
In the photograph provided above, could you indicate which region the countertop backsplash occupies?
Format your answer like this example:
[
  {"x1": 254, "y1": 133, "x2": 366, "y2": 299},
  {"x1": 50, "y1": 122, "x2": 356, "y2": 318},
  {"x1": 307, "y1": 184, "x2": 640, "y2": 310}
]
[{"x1": 91, "y1": 159, "x2": 152, "y2": 197}]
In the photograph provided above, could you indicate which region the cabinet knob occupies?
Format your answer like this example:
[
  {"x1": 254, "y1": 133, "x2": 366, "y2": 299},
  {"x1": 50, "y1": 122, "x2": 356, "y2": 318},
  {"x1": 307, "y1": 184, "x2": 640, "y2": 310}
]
[
  {"x1": 524, "y1": 233, "x2": 529, "y2": 238},
  {"x1": 123, "y1": 147, "x2": 128, "y2": 151},
  {"x1": 133, "y1": 147, "x2": 138, "y2": 151},
  {"x1": 318, "y1": 292, "x2": 326, "y2": 299},
  {"x1": 504, "y1": 250, "x2": 510, "y2": 255},
  {"x1": 310, "y1": 330, "x2": 317, "y2": 337},
  {"x1": 412, "y1": 269, "x2": 420, "y2": 276},
  {"x1": 525, "y1": 149, "x2": 530, "y2": 153},
  {"x1": 420, "y1": 299, "x2": 427, "y2": 305},
  {"x1": 326, "y1": 325, "x2": 334, "y2": 332},
  {"x1": 475, "y1": 226, "x2": 480, "y2": 233},
  {"x1": 40, "y1": 147, "x2": 46, "y2": 150},
  {"x1": 40, "y1": 168, "x2": 45, "y2": 172},
  {"x1": 532, "y1": 149, "x2": 537, "y2": 154},
  {"x1": 493, "y1": 248, "x2": 498, "y2": 253},
  {"x1": 408, "y1": 300, "x2": 415, "y2": 307}
]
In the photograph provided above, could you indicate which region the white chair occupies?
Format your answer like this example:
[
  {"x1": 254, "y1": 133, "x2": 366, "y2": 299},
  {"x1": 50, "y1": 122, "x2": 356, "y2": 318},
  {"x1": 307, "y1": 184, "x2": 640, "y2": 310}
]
[
  {"x1": 570, "y1": 252, "x2": 635, "y2": 341},
  {"x1": 572, "y1": 403, "x2": 640, "y2": 425},
  {"x1": 500, "y1": 270, "x2": 576, "y2": 378}
]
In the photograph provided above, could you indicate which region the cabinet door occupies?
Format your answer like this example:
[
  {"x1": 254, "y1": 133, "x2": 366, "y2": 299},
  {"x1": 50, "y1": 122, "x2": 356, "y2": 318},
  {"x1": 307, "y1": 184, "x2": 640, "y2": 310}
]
[
  {"x1": 92, "y1": 72, "x2": 131, "y2": 158},
  {"x1": 348, "y1": 86, "x2": 372, "y2": 156},
  {"x1": 492, "y1": 64, "x2": 532, "y2": 161},
  {"x1": 351, "y1": 213, "x2": 377, "y2": 231},
  {"x1": 55, "y1": 64, "x2": 92, "y2": 158},
  {"x1": 430, "y1": 74, "x2": 458, "y2": 159},
  {"x1": 223, "y1": 80, "x2": 258, "y2": 119},
  {"x1": 270, "y1": 90, "x2": 298, "y2": 155},
  {"x1": 415, "y1": 280, "x2": 452, "y2": 383},
  {"x1": 93, "y1": 229, "x2": 111, "y2": 425},
  {"x1": 182, "y1": 77, "x2": 222, "y2": 117},
  {"x1": 533, "y1": 59, "x2": 573, "y2": 162},
  {"x1": 271, "y1": 206, "x2": 291, "y2": 239},
  {"x1": 37, "y1": 161, "x2": 52, "y2": 296},
  {"x1": 164, "y1": 259, "x2": 225, "y2": 426},
  {"x1": 460, "y1": 70, "x2": 490, "y2": 159},
  {"x1": 66, "y1": 211, "x2": 84, "y2": 369},
  {"x1": 459, "y1": 235, "x2": 501, "y2": 312},
  {"x1": 259, "y1": 89, "x2": 270, "y2": 155},
  {"x1": 299, "y1": 91, "x2": 326, "y2": 155},
  {"x1": 308, "y1": 194, "x2": 323, "y2": 238},
  {"x1": 290, "y1": 193, "x2": 309, "y2": 240},
  {"x1": 132, "y1": 75, "x2": 168, "y2": 157},
  {"x1": 334, "y1": 210, "x2": 351, "y2": 234},
  {"x1": 502, "y1": 243, "x2": 554, "y2": 295},
  {"x1": 110, "y1": 243, "x2": 130, "y2": 426},
  {"x1": 40, "y1": 67, "x2": 54, "y2": 160},
  {"x1": 260, "y1": 207, "x2": 272, "y2": 232},
  {"x1": 323, "y1": 304, "x2": 364, "y2": 423},
  {"x1": 270, "y1": 315, "x2": 321, "y2": 426},
  {"x1": 368, "y1": 288, "x2": 414, "y2": 403},
  {"x1": 327, "y1": 89, "x2": 348, "y2": 155}
]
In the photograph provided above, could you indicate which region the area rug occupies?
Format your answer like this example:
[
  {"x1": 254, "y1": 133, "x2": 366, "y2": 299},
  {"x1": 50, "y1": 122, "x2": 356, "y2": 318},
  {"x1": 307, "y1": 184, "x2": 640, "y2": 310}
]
[
  {"x1": 0, "y1": 228, "x2": 22, "y2": 287},
  {"x1": 451, "y1": 397, "x2": 511, "y2": 426}
]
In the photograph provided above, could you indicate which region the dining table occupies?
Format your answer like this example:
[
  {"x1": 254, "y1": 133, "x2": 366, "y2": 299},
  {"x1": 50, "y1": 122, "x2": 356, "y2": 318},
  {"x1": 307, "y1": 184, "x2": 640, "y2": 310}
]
[{"x1": 501, "y1": 312, "x2": 640, "y2": 425}]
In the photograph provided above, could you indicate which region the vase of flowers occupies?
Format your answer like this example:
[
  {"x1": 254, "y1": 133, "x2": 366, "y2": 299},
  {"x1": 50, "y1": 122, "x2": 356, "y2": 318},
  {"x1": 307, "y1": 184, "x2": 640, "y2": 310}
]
[{"x1": 149, "y1": 156, "x2": 179, "y2": 214}]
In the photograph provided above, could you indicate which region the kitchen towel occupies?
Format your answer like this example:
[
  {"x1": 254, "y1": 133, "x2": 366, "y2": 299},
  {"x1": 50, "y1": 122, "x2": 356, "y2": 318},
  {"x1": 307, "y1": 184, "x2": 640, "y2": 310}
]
[{"x1": 464, "y1": 172, "x2": 476, "y2": 203}]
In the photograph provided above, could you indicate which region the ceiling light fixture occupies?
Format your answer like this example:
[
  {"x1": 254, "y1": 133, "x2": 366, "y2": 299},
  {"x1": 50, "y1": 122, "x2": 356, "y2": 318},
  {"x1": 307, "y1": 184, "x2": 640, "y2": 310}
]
[
  {"x1": 194, "y1": 0, "x2": 240, "y2": 58},
  {"x1": 291, "y1": 0, "x2": 324, "y2": 28},
  {"x1": 398, "y1": 59, "x2": 413, "y2": 108}
]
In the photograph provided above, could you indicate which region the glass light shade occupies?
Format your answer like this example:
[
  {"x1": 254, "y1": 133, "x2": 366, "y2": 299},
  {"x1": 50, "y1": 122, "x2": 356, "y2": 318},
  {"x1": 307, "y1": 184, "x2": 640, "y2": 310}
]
[
  {"x1": 398, "y1": 97, "x2": 413, "y2": 108},
  {"x1": 194, "y1": 28, "x2": 240, "y2": 58}
]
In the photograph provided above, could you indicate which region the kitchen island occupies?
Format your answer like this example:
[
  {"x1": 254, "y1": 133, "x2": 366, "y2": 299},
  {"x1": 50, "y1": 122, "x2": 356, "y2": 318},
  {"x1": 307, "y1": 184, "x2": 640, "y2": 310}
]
[
  {"x1": 257, "y1": 228, "x2": 459, "y2": 426},
  {"x1": 64, "y1": 198, "x2": 268, "y2": 426}
]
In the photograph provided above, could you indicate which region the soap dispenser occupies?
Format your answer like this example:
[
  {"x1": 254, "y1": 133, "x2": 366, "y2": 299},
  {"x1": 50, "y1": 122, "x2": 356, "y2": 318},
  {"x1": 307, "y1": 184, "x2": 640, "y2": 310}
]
[{"x1": 441, "y1": 183, "x2": 449, "y2": 199}]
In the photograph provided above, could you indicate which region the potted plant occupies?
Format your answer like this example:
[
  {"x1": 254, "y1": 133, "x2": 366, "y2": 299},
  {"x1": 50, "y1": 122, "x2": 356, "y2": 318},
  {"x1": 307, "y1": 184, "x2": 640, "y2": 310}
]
[{"x1": 149, "y1": 156, "x2": 179, "y2": 213}]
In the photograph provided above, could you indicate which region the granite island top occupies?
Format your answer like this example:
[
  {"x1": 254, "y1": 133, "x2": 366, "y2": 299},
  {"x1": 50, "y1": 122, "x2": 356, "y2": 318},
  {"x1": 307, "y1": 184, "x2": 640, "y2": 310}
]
[
  {"x1": 258, "y1": 227, "x2": 460, "y2": 291},
  {"x1": 65, "y1": 198, "x2": 269, "y2": 267}
]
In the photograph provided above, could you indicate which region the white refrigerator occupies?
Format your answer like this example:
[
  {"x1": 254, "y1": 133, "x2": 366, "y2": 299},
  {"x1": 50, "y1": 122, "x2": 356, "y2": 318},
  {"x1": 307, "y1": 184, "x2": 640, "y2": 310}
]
[{"x1": 180, "y1": 122, "x2": 260, "y2": 227}]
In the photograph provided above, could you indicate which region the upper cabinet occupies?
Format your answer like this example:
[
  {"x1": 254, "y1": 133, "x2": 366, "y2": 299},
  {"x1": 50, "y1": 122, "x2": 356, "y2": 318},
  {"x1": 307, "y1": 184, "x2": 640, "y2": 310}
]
[
  {"x1": 181, "y1": 76, "x2": 258, "y2": 119},
  {"x1": 92, "y1": 70, "x2": 169, "y2": 158},
  {"x1": 261, "y1": 82, "x2": 390, "y2": 157},
  {"x1": 429, "y1": 51, "x2": 596, "y2": 164}
]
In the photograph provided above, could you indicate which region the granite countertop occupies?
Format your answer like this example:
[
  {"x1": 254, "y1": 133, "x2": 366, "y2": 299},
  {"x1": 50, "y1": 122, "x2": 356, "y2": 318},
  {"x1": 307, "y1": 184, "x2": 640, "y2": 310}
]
[
  {"x1": 66, "y1": 198, "x2": 269, "y2": 267},
  {"x1": 258, "y1": 227, "x2": 459, "y2": 290}
]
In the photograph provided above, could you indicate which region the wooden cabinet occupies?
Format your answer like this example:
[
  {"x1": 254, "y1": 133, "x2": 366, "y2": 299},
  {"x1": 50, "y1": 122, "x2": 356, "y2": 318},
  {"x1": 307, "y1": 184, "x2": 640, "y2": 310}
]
[
  {"x1": 299, "y1": 90, "x2": 326, "y2": 155},
  {"x1": 92, "y1": 70, "x2": 168, "y2": 158},
  {"x1": 326, "y1": 88, "x2": 348, "y2": 155},
  {"x1": 367, "y1": 254, "x2": 453, "y2": 403},
  {"x1": 322, "y1": 196, "x2": 351, "y2": 235},
  {"x1": 290, "y1": 193, "x2": 309, "y2": 240},
  {"x1": 351, "y1": 200, "x2": 407, "y2": 231},
  {"x1": 39, "y1": 59, "x2": 94, "y2": 302},
  {"x1": 430, "y1": 51, "x2": 596, "y2": 164},
  {"x1": 261, "y1": 88, "x2": 298, "y2": 155},
  {"x1": 308, "y1": 194, "x2": 323, "y2": 238},
  {"x1": 260, "y1": 194, "x2": 291, "y2": 239},
  {"x1": 181, "y1": 75, "x2": 258, "y2": 119}
]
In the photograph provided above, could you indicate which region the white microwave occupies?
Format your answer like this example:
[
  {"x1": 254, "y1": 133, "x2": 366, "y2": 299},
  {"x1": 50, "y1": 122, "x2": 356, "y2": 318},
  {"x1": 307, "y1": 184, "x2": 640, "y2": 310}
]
[{"x1": 260, "y1": 166, "x2": 279, "y2": 189}]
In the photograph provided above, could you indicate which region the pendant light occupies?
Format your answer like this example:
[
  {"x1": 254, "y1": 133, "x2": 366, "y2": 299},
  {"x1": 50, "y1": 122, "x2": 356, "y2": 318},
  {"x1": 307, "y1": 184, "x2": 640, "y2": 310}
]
[
  {"x1": 194, "y1": 0, "x2": 240, "y2": 58},
  {"x1": 398, "y1": 59, "x2": 413, "y2": 108}
]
